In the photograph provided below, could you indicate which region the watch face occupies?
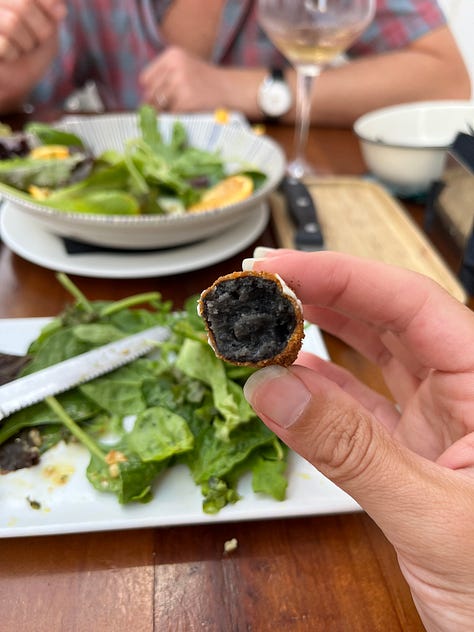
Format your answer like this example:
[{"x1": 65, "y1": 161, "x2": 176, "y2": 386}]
[{"x1": 258, "y1": 78, "x2": 293, "y2": 118}]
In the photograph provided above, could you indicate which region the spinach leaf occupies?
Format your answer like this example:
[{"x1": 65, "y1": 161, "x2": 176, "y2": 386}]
[
  {"x1": 129, "y1": 406, "x2": 194, "y2": 462},
  {"x1": 252, "y1": 456, "x2": 288, "y2": 501},
  {"x1": 176, "y1": 338, "x2": 254, "y2": 440},
  {"x1": 25, "y1": 122, "x2": 84, "y2": 148},
  {"x1": 22, "y1": 327, "x2": 92, "y2": 374},
  {"x1": 79, "y1": 361, "x2": 154, "y2": 416},
  {"x1": 183, "y1": 417, "x2": 275, "y2": 485},
  {"x1": 87, "y1": 443, "x2": 166, "y2": 504},
  {"x1": 0, "y1": 389, "x2": 99, "y2": 444},
  {"x1": 201, "y1": 476, "x2": 240, "y2": 514}
]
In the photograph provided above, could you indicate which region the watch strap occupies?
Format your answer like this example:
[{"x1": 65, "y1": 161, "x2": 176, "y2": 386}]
[{"x1": 270, "y1": 67, "x2": 285, "y2": 82}]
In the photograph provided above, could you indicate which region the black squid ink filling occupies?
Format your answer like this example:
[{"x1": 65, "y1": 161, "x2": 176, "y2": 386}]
[{"x1": 202, "y1": 276, "x2": 297, "y2": 363}]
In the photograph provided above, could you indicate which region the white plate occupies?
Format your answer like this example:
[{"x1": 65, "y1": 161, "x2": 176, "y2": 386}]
[
  {"x1": 0, "y1": 202, "x2": 269, "y2": 278},
  {"x1": 0, "y1": 318, "x2": 360, "y2": 538}
]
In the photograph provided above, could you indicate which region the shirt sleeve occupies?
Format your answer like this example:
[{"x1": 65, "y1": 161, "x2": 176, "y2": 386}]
[{"x1": 349, "y1": 0, "x2": 447, "y2": 57}]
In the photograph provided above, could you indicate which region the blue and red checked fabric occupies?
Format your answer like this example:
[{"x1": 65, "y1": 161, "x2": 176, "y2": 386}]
[{"x1": 29, "y1": 0, "x2": 446, "y2": 111}]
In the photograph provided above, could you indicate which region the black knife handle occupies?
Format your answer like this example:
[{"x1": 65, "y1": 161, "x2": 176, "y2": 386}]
[{"x1": 279, "y1": 176, "x2": 324, "y2": 248}]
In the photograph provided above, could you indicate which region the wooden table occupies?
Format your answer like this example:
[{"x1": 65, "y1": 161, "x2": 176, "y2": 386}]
[{"x1": 0, "y1": 117, "x2": 466, "y2": 631}]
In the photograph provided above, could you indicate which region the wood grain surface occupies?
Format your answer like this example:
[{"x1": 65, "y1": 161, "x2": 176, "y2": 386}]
[
  {"x1": 1, "y1": 117, "x2": 468, "y2": 632},
  {"x1": 271, "y1": 177, "x2": 467, "y2": 302}
]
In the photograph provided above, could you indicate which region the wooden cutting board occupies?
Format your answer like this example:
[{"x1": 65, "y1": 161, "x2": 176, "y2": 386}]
[{"x1": 270, "y1": 176, "x2": 467, "y2": 303}]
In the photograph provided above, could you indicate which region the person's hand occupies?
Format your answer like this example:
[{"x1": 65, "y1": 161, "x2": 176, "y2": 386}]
[
  {"x1": 242, "y1": 248, "x2": 474, "y2": 632},
  {"x1": 139, "y1": 46, "x2": 238, "y2": 113},
  {"x1": 0, "y1": 0, "x2": 64, "y2": 114},
  {"x1": 0, "y1": 0, "x2": 65, "y2": 61}
]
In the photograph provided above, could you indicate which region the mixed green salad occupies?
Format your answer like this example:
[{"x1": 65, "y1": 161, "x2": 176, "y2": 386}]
[
  {"x1": 0, "y1": 276, "x2": 288, "y2": 514},
  {"x1": 0, "y1": 106, "x2": 266, "y2": 216}
]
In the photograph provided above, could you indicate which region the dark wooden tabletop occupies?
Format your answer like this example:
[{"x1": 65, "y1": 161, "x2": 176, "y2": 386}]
[{"x1": 0, "y1": 112, "x2": 467, "y2": 632}]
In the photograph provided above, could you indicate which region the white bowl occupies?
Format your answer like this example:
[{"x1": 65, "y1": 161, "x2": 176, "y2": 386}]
[
  {"x1": 354, "y1": 100, "x2": 474, "y2": 196},
  {"x1": 0, "y1": 112, "x2": 285, "y2": 248}
]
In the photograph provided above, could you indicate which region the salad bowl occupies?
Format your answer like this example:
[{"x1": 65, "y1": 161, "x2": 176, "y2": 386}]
[{"x1": 0, "y1": 111, "x2": 285, "y2": 249}]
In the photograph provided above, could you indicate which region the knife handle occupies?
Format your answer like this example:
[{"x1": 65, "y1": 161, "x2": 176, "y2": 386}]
[{"x1": 279, "y1": 176, "x2": 324, "y2": 249}]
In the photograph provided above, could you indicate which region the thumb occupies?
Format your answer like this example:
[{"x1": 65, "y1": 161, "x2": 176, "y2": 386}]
[
  {"x1": 244, "y1": 364, "x2": 397, "y2": 497},
  {"x1": 243, "y1": 364, "x2": 464, "y2": 549}
]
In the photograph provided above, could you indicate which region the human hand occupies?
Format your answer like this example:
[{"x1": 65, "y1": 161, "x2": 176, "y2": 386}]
[
  {"x1": 242, "y1": 248, "x2": 474, "y2": 632},
  {"x1": 139, "y1": 46, "x2": 234, "y2": 113},
  {"x1": 0, "y1": 0, "x2": 65, "y2": 61}
]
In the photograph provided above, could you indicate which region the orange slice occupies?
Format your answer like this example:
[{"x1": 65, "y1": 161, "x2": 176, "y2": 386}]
[
  {"x1": 188, "y1": 175, "x2": 254, "y2": 213},
  {"x1": 214, "y1": 108, "x2": 230, "y2": 124},
  {"x1": 29, "y1": 145, "x2": 70, "y2": 160},
  {"x1": 28, "y1": 185, "x2": 51, "y2": 200}
]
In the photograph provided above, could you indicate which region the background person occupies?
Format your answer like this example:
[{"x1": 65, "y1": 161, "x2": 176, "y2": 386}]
[{"x1": 0, "y1": 0, "x2": 470, "y2": 126}]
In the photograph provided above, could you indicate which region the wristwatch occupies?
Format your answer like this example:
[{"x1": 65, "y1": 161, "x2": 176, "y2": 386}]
[{"x1": 257, "y1": 68, "x2": 293, "y2": 121}]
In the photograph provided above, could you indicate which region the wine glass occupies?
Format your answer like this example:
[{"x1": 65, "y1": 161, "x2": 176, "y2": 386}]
[{"x1": 258, "y1": 0, "x2": 375, "y2": 179}]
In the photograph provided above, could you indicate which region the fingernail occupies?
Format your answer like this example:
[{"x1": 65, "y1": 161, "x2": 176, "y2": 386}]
[
  {"x1": 253, "y1": 246, "x2": 276, "y2": 258},
  {"x1": 244, "y1": 366, "x2": 311, "y2": 428},
  {"x1": 242, "y1": 257, "x2": 265, "y2": 271}
]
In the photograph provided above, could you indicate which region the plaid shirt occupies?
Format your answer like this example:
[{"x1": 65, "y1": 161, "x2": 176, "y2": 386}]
[{"x1": 30, "y1": 0, "x2": 446, "y2": 111}]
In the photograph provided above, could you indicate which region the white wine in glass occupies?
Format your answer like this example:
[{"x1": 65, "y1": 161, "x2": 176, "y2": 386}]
[{"x1": 258, "y1": 0, "x2": 375, "y2": 179}]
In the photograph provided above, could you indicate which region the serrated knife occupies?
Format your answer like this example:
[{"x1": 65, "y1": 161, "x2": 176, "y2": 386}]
[
  {"x1": 279, "y1": 176, "x2": 325, "y2": 251},
  {"x1": 0, "y1": 325, "x2": 169, "y2": 421}
]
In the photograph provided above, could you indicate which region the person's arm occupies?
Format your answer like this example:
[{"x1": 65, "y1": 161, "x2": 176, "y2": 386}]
[
  {"x1": 306, "y1": 25, "x2": 471, "y2": 126},
  {"x1": 0, "y1": 41, "x2": 60, "y2": 114},
  {"x1": 140, "y1": 25, "x2": 470, "y2": 128}
]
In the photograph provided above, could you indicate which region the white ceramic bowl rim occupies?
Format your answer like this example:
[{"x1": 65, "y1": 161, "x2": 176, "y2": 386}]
[
  {"x1": 354, "y1": 136, "x2": 451, "y2": 151},
  {"x1": 353, "y1": 100, "x2": 474, "y2": 150}
]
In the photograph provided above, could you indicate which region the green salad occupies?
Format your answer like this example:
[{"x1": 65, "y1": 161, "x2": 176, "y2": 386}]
[
  {"x1": 0, "y1": 105, "x2": 266, "y2": 216},
  {"x1": 0, "y1": 276, "x2": 288, "y2": 514}
]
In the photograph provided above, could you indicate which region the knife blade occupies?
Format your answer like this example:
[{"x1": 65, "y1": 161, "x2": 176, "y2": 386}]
[
  {"x1": 279, "y1": 176, "x2": 325, "y2": 251},
  {"x1": 0, "y1": 324, "x2": 169, "y2": 421}
]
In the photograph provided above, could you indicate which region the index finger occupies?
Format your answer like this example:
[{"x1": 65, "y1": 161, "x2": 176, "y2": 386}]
[{"x1": 250, "y1": 250, "x2": 474, "y2": 372}]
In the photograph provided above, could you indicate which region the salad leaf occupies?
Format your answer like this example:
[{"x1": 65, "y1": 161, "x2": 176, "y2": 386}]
[
  {"x1": 25, "y1": 122, "x2": 84, "y2": 148},
  {"x1": 129, "y1": 406, "x2": 194, "y2": 462},
  {"x1": 252, "y1": 455, "x2": 288, "y2": 501},
  {"x1": 183, "y1": 416, "x2": 276, "y2": 485},
  {"x1": 87, "y1": 445, "x2": 166, "y2": 504},
  {"x1": 79, "y1": 360, "x2": 157, "y2": 416},
  {"x1": 0, "y1": 153, "x2": 89, "y2": 190},
  {"x1": 0, "y1": 389, "x2": 100, "y2": 444},
  {"x1": 175, "y1": 338, "x2": 255, "y2": 440},
  {"x1": 201, "y1": 477, "x2": 240, "y2": 514},
  {"x1": 45, "y1": 190, "x2": 140, "y2": 215}
]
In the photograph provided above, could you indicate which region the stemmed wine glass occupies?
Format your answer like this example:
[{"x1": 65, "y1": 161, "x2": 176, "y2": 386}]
[{"x1": 258, "y1": 0, "x2": 375, "y2": 179}]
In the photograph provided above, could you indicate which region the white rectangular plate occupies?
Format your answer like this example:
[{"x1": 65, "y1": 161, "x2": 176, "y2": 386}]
[{"x1": 0, "y1": 318, "x2": 360, "y2": 538}]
